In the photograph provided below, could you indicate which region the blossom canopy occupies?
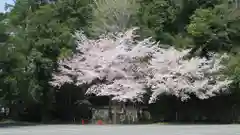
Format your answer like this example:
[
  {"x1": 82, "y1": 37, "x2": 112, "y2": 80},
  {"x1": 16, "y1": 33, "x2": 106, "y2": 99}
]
[{"x1": 50, "y1": 28, "x2": 232, "y2": 103}]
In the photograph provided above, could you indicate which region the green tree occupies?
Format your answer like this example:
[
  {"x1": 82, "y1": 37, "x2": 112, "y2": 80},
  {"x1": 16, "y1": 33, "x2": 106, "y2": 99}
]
[
  {"x1": 88, "y1": 0, "x2": 139, "y2": 37},
  {"x1": 137, "y1": 0, "x2": 179, "y2": 42},
  {"x1": 0, "y1": 0, "x2": 92, "y2": 121},
  {"x1": 187, "y1": 3, "x2": 240, "y2": 57}
]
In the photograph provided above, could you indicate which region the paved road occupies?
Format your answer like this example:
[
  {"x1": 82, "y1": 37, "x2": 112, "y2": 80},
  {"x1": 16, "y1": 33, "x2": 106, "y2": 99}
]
[{"x1": 0, "y1": 125, "x2": 239, "y2": 135}]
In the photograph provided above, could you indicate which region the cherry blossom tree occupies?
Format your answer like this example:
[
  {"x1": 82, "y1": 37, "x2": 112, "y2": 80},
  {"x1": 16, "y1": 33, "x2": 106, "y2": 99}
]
[{"x1": 50, "y1": 28, "x2": 232, "y2": 104}]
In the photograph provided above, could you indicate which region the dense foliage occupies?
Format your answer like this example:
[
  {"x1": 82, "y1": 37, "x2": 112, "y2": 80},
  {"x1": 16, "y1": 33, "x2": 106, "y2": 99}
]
[{"x1": 0, "y1": 0, "x2": 240, "y2": 123}]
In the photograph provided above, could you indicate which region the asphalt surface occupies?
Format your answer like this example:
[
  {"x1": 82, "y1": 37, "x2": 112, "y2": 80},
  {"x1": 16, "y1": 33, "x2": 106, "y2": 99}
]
[{"x1": 0, "y1": 125, "x2": 239, "y2": 135}]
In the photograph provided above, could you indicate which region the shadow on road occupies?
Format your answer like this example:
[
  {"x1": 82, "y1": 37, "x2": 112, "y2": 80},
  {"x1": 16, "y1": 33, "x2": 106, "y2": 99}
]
[{"x1": 0, "y1": 121, "x2": 40, "y2": 128}]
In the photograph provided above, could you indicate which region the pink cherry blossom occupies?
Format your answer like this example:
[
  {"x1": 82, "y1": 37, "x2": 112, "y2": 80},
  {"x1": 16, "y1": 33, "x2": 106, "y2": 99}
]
[{"x1": 50, "y1": 28, "x2": 232, "y2": 103}]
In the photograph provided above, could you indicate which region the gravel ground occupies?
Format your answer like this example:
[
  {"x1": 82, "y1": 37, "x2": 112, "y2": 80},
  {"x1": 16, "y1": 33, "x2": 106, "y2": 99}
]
[{"x1": 0, "y1": 125, "x2": 240, "y2": 135}]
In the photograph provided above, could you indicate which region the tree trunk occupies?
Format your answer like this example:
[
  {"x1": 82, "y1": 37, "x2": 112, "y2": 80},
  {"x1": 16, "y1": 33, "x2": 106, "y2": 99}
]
[
  {"x1": 8, "y1": 102, "x2": 18, "y2": 120},
  {"x1": 41, "y1": 89, "x2": 51, "y2": 123},
  {"x1": 113, "y1": 101, "x2": 117, "y2": 124},
  {"x1": 136, "y1": 104, "x2": 141, "y2": 122},
  {"x1": 108, "y1": 98, "x2": 112, "y2": 124}
]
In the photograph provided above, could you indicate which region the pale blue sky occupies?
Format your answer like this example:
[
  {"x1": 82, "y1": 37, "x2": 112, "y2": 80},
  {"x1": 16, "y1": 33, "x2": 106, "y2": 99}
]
[{"x1": 0, "y1": 0, "x2": 14, "y2": 13}]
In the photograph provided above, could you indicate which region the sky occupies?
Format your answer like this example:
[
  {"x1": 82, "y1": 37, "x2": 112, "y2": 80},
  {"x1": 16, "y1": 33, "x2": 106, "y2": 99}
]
[{"x1": 0, "y1": 0, "x2": 14, "y2": 13}]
